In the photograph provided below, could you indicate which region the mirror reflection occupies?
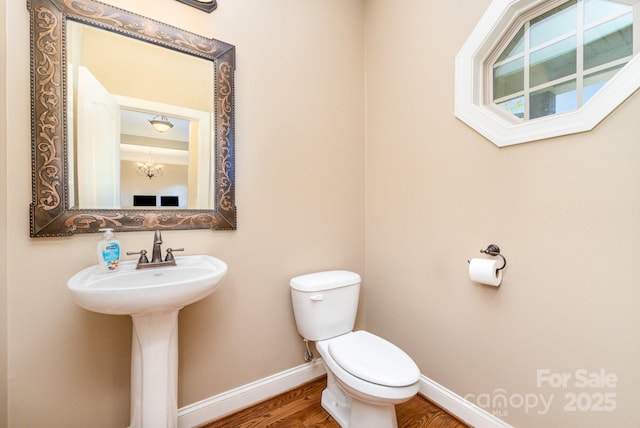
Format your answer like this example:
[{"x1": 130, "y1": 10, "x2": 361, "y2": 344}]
[{"x1": 67, "y1": 20, "x2": 215, "y2": 210}]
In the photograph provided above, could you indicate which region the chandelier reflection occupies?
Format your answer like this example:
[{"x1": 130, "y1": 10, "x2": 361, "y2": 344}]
[{"x1": 137, "y1": 154, "x2": 164, "y2": 180}]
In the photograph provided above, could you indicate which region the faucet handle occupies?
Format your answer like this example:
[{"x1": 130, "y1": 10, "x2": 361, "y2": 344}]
[
  {"x1": 164, "y1": 248, "x2": 184, "y2": 262},
  {"x1": 126, "y1": 249, "x2": 149, "y2": 264}
]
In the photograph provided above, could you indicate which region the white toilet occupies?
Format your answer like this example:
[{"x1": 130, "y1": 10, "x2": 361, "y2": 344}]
[{"x1": 290, "y1": 270, "x2": 420, "y2": 428}]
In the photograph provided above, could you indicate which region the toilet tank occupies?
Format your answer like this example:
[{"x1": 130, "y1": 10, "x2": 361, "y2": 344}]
[{"x1": 290, "y1": 270, "x2": 361, "y2": 341}]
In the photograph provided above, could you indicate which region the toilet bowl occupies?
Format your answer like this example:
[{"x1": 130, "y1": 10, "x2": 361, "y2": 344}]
[
  {"x1": 316, "y1": 331, "x2": 420, "y2": 428},
  {"x1": 290, "y1": 271, "x2": 421, "y2": 428}
]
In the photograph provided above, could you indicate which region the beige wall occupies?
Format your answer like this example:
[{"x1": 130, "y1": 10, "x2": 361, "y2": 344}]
[
  {"x1": 365, "y1": 1, "x2": 640, "y2": 427},
  {"x1": 4, "y1": 0, "x2": 640, "y2": 427},
  {"x1": 4, "y1": 0, "x2": 364, "y2": 426},
  {"x1": 0, "y1": 0, "x2": 8, "y2": 425}
]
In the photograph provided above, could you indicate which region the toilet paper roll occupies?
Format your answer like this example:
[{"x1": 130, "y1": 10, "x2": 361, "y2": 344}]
[{"x1": 468, "y1": 258, "x2": 502, "y2": 286}]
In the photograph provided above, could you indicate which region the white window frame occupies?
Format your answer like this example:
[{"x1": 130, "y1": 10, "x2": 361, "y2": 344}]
[{"x1": 455, "y1": 0, "x2": 640, "y2": 147}]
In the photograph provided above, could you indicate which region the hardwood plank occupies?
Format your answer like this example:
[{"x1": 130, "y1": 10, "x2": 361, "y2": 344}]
[{"x1": 199, "y1": 376, "x2": 468, "y2": 428}]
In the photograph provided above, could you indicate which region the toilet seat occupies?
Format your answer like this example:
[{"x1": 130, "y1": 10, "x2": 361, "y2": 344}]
[{"x1": 328, "y1": 331, "x2": 420, "y2": 387}]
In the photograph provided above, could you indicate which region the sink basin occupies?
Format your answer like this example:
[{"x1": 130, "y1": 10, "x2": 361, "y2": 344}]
[
  {"x1": 67, "y1": 254, "x2": 228, "y2": 428},
  {"x1": 67, "y1": 254, "x2": 227, "y2": 315}
]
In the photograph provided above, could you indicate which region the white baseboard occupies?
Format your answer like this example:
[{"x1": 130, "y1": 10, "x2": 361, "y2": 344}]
[
  {"x1": 177, "y1": 359, "x2": 326, "y2": 428},
  {"x1": 419, "y1": 375, "x2": 513, "y2": 428},
  {"x1": 177, "y1": 360, "x2": 511, "y2": 428}
]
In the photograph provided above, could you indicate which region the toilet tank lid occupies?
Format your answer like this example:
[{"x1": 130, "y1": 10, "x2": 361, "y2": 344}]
[{"x1": 290, "y1": 270, "x2": 361, "y2": 292}]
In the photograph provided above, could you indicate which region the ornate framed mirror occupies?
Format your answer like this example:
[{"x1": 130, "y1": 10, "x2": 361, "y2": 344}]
[{"x1": 28, "y1": 0, "x2": 236, "y2": 237}]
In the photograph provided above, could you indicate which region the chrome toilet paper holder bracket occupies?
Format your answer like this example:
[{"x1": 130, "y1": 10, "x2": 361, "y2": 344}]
[{"x1": 479, "y1": 244, "x2": 507, "y2": 270}]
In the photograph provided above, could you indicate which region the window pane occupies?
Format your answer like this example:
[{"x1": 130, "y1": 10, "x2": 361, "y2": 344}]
[
  {"x1": 487, "y1": 0, "x2": 636, "y2": 124},
  {"x1": 584, "y1": 13, "x2": 633, "y2": 70},
  {"x1": 497, "y1": 26, "x2": 525, "y2": 62},
  {"x1": 584, "y1": 0, "x2": 632, "y2": 26},
  {"x1": 583, "y1": 64, "x2": 624, "y2": 103},
  {"x1": 497, "y1": 96, "x2": 525, "y2": 119},
  {"x1": 494, "y1": 58, "x2": 524, "y2": 99},
  {"x1": 530, "y1": 0, "x2": 577, "y2": 48},
  {"x1": 530, "y1": 80, "x2": 576, "y2": 119},
  {"x1": 530, "y1": 37, "x2": 577, "y2": 87}
]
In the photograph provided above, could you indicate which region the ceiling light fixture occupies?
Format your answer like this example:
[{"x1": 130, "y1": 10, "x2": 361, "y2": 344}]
[{"x1": 149, "y1": 115, "x2": 174, "y2": 133}]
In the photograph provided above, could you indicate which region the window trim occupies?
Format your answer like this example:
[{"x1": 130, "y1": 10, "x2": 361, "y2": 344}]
[{"x1": 455, "y1": 0, "x2": 640, "y2": 147}]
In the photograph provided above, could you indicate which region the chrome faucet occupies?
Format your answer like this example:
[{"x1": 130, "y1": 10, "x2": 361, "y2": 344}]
[{"x1": 127, "y1": 230, "x2": 184, "y2": 269}]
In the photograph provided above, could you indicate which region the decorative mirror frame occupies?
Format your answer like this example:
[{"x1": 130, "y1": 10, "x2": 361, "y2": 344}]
[{"x1": 28, "y1": 0, "x2": 236, "y2": 237}]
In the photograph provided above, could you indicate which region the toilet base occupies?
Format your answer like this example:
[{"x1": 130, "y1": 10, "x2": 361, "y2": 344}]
[
  {"x1": 321, "y1": 388, "x2": 400, "y2": 428},
  {"x1": 321, "y1": 369, "x2": 400, "y2": 428},
  {"x1": 321, "y1": 387, "x2": 350, "y2": 427},
  {"x1": 321, "y1": 368, "x2": 351, "y2": 426},
  {"x1": 350, "y1": 399, "x2": 399, "y2": 428}
]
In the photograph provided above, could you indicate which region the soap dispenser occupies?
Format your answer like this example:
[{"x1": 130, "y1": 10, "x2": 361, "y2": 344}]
[{"x1": 97, "y1": 228, "x2": 121, "y2": 272}]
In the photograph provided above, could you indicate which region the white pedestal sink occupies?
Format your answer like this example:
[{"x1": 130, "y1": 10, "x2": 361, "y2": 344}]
[{"x1": 68, "y1": 255, "x2": 227, "y2": 428}]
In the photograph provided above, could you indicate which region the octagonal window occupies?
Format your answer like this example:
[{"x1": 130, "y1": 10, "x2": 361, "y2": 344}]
[
  {"x1": 492, "y1": 0, "x2": 633, "y2": 121},
  {"x1": 455, "y1": 0, "x2": 640, "y2": 146}
]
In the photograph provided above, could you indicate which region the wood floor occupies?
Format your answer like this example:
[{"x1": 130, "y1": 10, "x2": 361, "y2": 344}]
[{"x1": 199, "y1": 376, "x2": 469, "y2": 428}]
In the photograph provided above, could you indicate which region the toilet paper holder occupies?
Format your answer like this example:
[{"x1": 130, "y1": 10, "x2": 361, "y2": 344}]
[{"x1": 469, "y1": 244, "x2": 507, "y2": 270}]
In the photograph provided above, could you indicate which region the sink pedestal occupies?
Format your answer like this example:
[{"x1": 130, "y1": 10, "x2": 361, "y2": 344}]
[
  {"x1": 67, "y1": 255, "x2": 228, "y2": 428},
  {"x1": 130, "y1": 309, "x2": 180, "y2": 428}
]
